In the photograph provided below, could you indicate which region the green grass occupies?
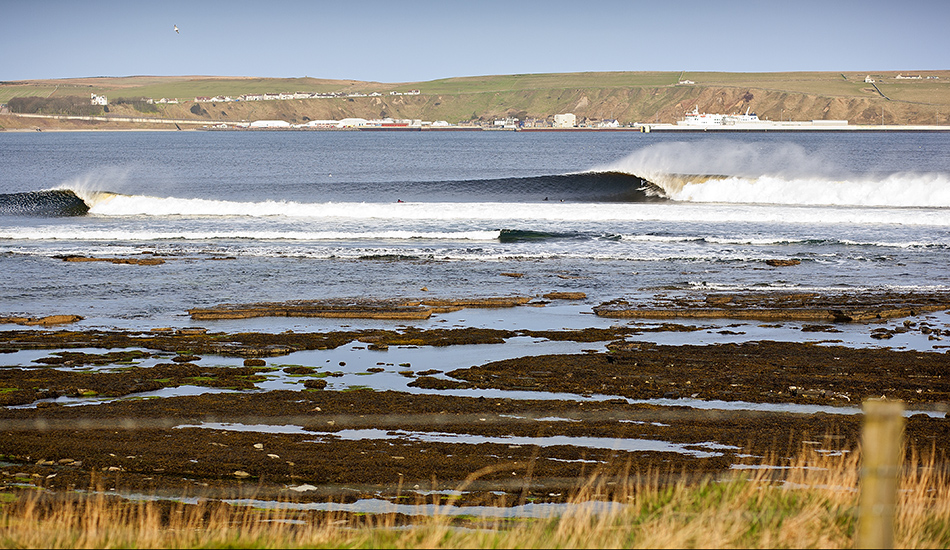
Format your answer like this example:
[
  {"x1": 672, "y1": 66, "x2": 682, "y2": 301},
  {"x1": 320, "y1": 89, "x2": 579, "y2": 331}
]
[
  {"x1": 415, "y1": 71, "x2": 682, "y2": 95},
  {"x1": 682, "y1": 71, "x2": 874, "y2": 96},
  {"x1": 0, "y1": 85, "x2": 60, "y2": 103},
  {"x1": 8, "y1": 71, "x2": 943, "y2": 103},
  {"x1": 5, "y1": 71, "x2": 949, "y2": 125}
]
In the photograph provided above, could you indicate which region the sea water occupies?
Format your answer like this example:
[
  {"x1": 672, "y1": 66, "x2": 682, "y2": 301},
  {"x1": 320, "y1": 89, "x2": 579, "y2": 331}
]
[{"x1": 1, "y1": 130, "x2": 949, "y2": 332}]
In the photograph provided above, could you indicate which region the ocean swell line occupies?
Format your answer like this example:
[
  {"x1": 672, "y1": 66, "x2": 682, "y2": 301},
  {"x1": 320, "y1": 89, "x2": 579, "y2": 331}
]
[{"x1": 0, "y1": 229, "x2": 503, "y2": 241}]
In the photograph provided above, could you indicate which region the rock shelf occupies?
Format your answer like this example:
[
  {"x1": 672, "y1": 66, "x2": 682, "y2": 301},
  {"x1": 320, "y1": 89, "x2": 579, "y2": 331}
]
[
  {"x1": 594, "y1": 291, "x2": 950, "y2": 322},
  {"x1": 0, "y1": 315, "x2": 84, "y2": 326},
  {"x1": 188, "y1": 296, "x2": 535, "y2": 320},
  {"x1": 1, "y1": 290, "x2": 948, "y2": 509},
  {"x1": 58, "y1": 255, "x2": 165, "y2": 266}
]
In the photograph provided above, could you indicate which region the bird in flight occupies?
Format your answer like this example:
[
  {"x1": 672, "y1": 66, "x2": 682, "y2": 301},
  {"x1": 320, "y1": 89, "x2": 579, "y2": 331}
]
[{"x1": 174, "y1": 25, "x2": 179, "y2": 34}]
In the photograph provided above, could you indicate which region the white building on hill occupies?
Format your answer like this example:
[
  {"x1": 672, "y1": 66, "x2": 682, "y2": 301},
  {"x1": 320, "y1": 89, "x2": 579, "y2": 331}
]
[{"x1": 554, "y1": 113, "x2": 576, "y2": 128}]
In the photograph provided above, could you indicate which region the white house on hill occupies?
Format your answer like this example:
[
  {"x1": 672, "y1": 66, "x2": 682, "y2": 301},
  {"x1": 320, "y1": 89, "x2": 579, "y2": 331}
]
[{"x1": 554, "y1": 113, "x2": 576, "y2": 128}]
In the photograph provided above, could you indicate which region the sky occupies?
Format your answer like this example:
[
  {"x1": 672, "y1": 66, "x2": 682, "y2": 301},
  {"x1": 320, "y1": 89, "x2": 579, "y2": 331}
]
[{"x1": 3, "y1": 0, "x2": 948, "y2": 83}]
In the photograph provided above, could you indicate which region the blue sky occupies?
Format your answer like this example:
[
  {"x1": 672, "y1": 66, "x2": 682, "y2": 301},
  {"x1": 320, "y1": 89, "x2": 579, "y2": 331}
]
[{"x1": 3, "y1": 0, "x2": 948, "y2": 83}]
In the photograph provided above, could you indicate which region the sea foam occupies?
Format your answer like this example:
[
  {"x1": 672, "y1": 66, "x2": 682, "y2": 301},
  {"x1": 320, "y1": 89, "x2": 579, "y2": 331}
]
[
  {"x1": 664, "y1": 173, "x2": 950, "y2": 207},
  {"x1": 77, "y1": 194, "x2": 950, "y2": 227},
  {"x1": 596, "y1": 140, "x2": 950, "y2": 208}
]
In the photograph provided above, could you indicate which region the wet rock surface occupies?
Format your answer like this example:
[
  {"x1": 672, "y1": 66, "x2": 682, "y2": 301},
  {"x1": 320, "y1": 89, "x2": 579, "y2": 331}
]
[
  {"x1": 188, "y1": 296, "x2": 536, "y2": 320},
  {"x1": 0, "y1": 315, "x2": 84, "y2": 326},
  {"x1": 0, "y1": 362, "x2": 273, "y2": 406},
  {"x1": 446, "y1": 340, "x2": 950, "y2": 406},
  {"x1": 0, "y1": 325, "x2": 647, "y2": 358},
  {"x1": 1, "y1": 291, "x2": 949, "y2": 507},
  {"x1": 594, "y1": 291, "x2": 950, "y2": 322},
  {"x1": 0, "y1": 389, "x2": 946, "y2": 505},
  {"x1": 57, "y1": 254, "x2": 166, "y2": 266}
]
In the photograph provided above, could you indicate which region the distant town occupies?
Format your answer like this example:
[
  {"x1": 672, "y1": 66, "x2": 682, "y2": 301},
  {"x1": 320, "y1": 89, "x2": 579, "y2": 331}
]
[
  {"x1": 88, "y1": 89, "x2": 626, "y2": 131},
  {"x1": 75, "y1": 83, "x2": 950, "y2": 132},
  {"x1": 205, "y1": 112, "x2": 611, "y2": 131}
]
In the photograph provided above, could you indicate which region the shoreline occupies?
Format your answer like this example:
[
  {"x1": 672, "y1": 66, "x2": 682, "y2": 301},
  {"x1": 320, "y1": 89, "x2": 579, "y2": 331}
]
[
  {"x1": 6, "y1": 126, "x2": 950, "y2": 133},
  {"x1": 6, "y1": 113, "x2": 950, "y2": 133}
]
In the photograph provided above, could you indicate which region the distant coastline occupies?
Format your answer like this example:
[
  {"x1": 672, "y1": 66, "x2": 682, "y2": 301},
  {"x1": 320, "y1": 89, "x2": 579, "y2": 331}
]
[
  {"x1": 2, "y1": 70, "x2": 949, "y2": 131},
  {"x1": 5, "y1": 112, "x2": 949, "y2": 133}
]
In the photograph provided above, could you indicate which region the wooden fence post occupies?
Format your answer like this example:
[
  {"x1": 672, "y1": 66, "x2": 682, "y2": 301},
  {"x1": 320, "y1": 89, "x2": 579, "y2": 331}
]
[{"x1": 856, "y1": 398, "x2": 905, "y2": 549}]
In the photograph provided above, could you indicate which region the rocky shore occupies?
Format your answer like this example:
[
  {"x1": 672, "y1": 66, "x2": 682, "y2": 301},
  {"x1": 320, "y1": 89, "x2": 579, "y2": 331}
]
[{"x1": 1, "y1": 291, "x2": 948, "y2": 510}]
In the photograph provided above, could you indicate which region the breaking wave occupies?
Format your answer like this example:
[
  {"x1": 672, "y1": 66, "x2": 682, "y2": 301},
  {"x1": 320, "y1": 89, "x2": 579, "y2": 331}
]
[
  {"x1": 80, "y1": 172, "x2": 950, "y2": 215},
  {"x1": 4, "y1": 167, "x2": 948, "y2": 223},
  {"x1": 596, "y1": 140, "x2": 950, "y2": 207},
  {"x1": 632, "y1": 172, "x2": 950, "y2": 207}
]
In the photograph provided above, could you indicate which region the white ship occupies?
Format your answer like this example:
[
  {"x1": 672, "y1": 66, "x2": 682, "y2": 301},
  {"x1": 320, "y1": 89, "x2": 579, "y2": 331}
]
[
  {"x1": 639, "y1": 107, "x2": 852, "y2": 132},
  {"x1": 677, "y1": 106, "x2": 762, "y2": 126}
]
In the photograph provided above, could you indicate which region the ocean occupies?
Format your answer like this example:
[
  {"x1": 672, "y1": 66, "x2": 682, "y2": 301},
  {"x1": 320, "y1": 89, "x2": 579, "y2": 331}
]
[{"x1": 2, "y1": 129, "x2": 949, "y2": 336}]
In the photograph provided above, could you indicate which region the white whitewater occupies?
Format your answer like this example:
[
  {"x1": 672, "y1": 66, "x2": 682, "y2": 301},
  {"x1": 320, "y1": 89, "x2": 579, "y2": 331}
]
[{"x1": 598, "y1": 140, "x2": 950, "y2": 207}]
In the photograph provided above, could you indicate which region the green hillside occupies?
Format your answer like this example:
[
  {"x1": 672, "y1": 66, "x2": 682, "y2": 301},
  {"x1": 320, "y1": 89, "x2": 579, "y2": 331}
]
[{"x1": 2, "y1": 70, "x2": 949, "y2": 129}]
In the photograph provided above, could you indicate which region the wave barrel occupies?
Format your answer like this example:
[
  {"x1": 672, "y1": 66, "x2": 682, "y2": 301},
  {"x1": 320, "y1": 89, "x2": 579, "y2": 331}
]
[{"x1": 0, "y1": 190, "x2": 90, "y2": 217}]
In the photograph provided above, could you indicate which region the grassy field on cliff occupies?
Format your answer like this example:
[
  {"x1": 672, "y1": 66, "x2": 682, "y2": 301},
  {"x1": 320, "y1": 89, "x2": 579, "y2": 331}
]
[{"x1": 3, "y1": 70, "x2": 949, "y2": 128}]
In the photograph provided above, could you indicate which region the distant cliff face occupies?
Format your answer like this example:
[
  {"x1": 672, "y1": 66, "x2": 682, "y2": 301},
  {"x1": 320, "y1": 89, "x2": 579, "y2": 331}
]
[{"x1": 86, "y1": 85, "x2": 950, "y2": 127}]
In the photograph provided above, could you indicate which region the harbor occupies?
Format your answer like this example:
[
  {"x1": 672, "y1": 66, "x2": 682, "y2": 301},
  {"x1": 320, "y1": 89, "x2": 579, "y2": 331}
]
[{"x1": 636, "y1": 106, "x2": 950, "y2": 132}]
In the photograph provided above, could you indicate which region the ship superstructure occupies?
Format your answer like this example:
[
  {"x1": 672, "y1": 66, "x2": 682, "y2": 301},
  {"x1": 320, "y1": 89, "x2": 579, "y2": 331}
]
[{"x1": 677, "y1": 106, "x2": 762, "y2": 126}]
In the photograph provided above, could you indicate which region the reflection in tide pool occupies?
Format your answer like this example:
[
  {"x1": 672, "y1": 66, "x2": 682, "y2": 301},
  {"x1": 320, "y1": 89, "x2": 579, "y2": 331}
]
[
  {"x1": 226, "y1": 497, "x2": 624, "y2": 518},
  {"x1": 175, "y1": 422, "x2": 739, "y2": 458},
  {"x1": 117, "y1": 492, "x2": 625, "y2": 518}
]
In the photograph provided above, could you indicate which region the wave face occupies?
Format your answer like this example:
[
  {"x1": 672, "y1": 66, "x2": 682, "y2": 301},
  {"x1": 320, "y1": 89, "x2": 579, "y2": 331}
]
[
  {"x1": 0, "y1": 172, "x2": 663, "y2": 220},
  {"x1": 13, "y1": 172, "x2": 949, "y2": 223},
  {"x1": 323, "y1": 172, "x2": 664, "y2": 203},
  {"x1": 450, "y1": 172, "x2": 664, "y2": 203},
  {"x1": 62, "y1": 177, "x2": 950, "y2": 221},
  {"x1": 0, "y1": 190, "x2": 91, "y2": 217}
]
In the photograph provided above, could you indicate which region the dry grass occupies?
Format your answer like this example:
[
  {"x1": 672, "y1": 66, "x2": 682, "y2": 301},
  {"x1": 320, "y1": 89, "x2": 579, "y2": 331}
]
[{"x1": 2, "y1": 445, "x2": 948, "y2": 549}]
